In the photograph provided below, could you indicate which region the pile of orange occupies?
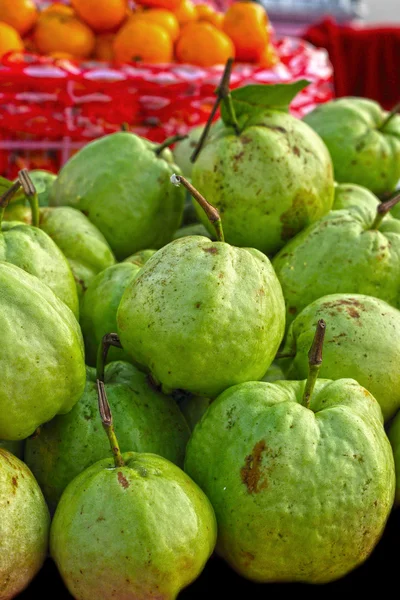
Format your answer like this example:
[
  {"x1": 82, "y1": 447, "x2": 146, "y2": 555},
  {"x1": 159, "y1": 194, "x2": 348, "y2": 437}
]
[{"x1": 0, "y1": 0, "x2": 277, "y2": 68}]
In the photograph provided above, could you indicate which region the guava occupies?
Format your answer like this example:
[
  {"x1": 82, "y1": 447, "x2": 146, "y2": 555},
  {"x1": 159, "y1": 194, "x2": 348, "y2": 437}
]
[
  {"x1": 273, "y1": 194, "x2": 400, "y2": 328},
  {"x1": 0, "y1": 448, "x2": 50, "y2": 599},
  {"x1": 303, "y1": 97, "x2": 400, "y2": 195},
  {"x1": 173, "y1": 223, "x2": 212, "y2": 240},
  {"x1": 185, "y1": 323, "x2": 395, "y2": 583},
  {"x1": 0, "y1": 181, "x2": 79, "y2": 318},
  {"x1": 0, "y1": 262, "x2": 86, "y2": 440},
  {"x1": 123, "y1": 249, "x2": 156, "y2": 267},
  {"x1": 178, "y1": 395, "x2": 212, "y2": 431},
  {"x1": 25, "y1": 360, "x2": 190, "y2": 512},
  {"x1": 173, "y1": 125, "x2": 204, "y2": 178},
  {"x1": 280, "y1": 293, "x2": 400, "y2": 421},
  {"x1": 50, "y1": 380, "x2": 216, "y2": 600},
  {"x1": 191, "y1": 80, "x2": 334, "y2": 255},
  {"x1": 117, "y1": 207, "x2": 285, "y2": 397},
  {"x1": 28, "y1": 169, "x2": 57, "y2": 206},
  {"x1": 80, "y1": 263, "x2": 141, "y2": 365},
  {"x1": 49, "y1": 132, "x2": 186, "y2": 259}
]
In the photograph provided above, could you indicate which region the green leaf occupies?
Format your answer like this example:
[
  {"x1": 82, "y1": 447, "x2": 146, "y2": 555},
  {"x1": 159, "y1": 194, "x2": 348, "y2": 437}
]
[{"x1": 220, "y1": 80, "x2": 310, "y2": 127}]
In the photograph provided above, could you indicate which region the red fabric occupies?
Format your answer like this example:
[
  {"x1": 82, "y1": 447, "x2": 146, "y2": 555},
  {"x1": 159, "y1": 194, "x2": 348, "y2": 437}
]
[{"x1": 303, "y1": 17, "x2": 400, "y2": 110}]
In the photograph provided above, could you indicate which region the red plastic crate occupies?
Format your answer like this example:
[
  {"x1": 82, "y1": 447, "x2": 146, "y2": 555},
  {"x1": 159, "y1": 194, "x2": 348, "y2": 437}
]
[{"x1": 0, "y1": 37, "x2": 334, "y2": 177}]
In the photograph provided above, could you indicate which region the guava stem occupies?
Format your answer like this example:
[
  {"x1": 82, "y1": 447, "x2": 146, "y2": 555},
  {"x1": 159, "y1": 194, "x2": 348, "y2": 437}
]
[
  {"x1": 170, "y1": 174, "x2": 224, "y2": 241},
  {"x1": 96, "y1": 333, "x2": 123, "y2": 382},
  {"x1": 190, "y1": 58, "x2": 238, "y2": 164},
  {"x1": 120, "y1": 122, "x2": 129, "y2": 131},
  {"x1": 371, "y1": 193, "x2": 400, "y2": 229},
  {"x1": 379, "y1": 101, "x2": 400, "y2": 131},
  {"x1": 18, "y1": 169, "x2": 39, "y2": 228},
  {"x1": 0, "y1": 181, "x2": 22, "y2": 226},
  {"x1": 302, "y1": 319, "x2": 326, "y2": 409},
  {"x1": 154, "y1": 134, "x2": 188, "y2": 156},
  {"x1": 97, "y1": 379, "x2": 125, "y2": 468}
]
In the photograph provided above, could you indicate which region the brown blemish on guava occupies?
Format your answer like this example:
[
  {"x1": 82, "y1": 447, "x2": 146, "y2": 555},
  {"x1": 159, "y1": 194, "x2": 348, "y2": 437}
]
[
  {"x1": 117, "y1": 472, "x2": 129, "y2": 489},
  {"x1": 195, "y1": 302, "x2": 201, "y2": 308},
  {"x1": 292, "y1": 146, "x2": 300, "y2": 156},
  {"x1": 96, "y1": 516, "x2": 106, "y2": 522},
  {"x1": 322, "y1": 298, "x2": 364, "y2": 321},
  {"x1": 11, "y1": 476, "x2": 18, "y2": 488},
  {"x1": 203, "y1": 246, "x2": 218, "y2": 255},
  {"x1": 241, "y1": 440, "x2": 268, "y2": 494},
  {"x1": 240, "y1": 550, "x2": 255, "y2": 567},
  {"x1": 265, "y1": 125, "x2": 287, "y2": 134},
  {"x1": 288, "y1": 306, "x2": 297, "y2": 315},
  {"x1": 280, "y1": 194, "x2": 312, "y2": 241}
]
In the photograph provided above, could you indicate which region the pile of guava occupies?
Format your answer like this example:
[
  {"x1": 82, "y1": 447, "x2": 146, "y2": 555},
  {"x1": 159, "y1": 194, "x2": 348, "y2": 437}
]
[{"x1": 2, "y1": 76, "x2": 400, "y2": 599}]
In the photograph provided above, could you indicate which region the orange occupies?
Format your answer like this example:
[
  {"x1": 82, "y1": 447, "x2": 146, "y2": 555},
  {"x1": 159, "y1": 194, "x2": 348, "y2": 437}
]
[
  {"x1": 41, "y1": 4, "x2": 76, "y2": 17},
  {"x1": 173, "y1": 0, "x2": 196, "y2": 25},
  {"x1": 223, "y1": 1, "x2": 269, "y2": 62},
  {"x1": 33, "y1": 12, "x2": 95, "y2": 59},
  {"x1": 94, "y1": 33, "x2": 115, "y2": 61},
  {"x1": 71, "y1": 0, "x2": 127, "y2": 32},
  {"x1": 135, "y1": 0, "x2": 181, "y2": 11},
  {"x1": 0, "y1": 21, "x2": 24, "y2": 57},
  {"x1": 132, "y1": 9, "x2": 179, "y2": 42},
  {"x1": 176, "y1": 21, "x2": 234, "y2": 67},
  {"x1": 0, "y1": 0, "x2": 37, "y2": 36},
  {"x1": 113, "y1": 19, "x2": 173, "y2": 64},
  {"x1": 195, "y1": 3, "x2": 223, "y2": 28},
  {"x1": 257, "y1": 43, "x2": 279, "y2": 68}
]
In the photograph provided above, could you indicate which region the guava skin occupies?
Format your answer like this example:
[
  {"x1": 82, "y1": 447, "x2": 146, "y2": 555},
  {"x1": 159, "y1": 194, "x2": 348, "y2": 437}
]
[
  {"x1": 303, "y1": 97, "x2": 400, "y2": 195},
  {"x1": 388, "y1": 412, "x2": 400, "y2": 505},
  {"x1": 333, "y1": 182, "x2": 380, "y2": 212},
  {"x1": 117, "y1": 236, "x2": 286, "y2": 398},
  {"x1": 281, "y1": 294, "x2": 400, "y2": 422},
  {"x1": 173, "y1": 125, "x2": 204, "y2": 178},
  {"x1": 179, "y1": 395, "x2": 212, "y2": 431},
  {"x1": 185, "y1": 379, "x2": 395, "y2": 583},
  {"x1": 39, "y1": 206, "x2": 116, "y2": 301},
  {"x1": 49, "y1": 132, "x2": 186, "y2": 260},
  {"x1": 123, "y1": 249, "x2": 156, "y2": 267},
  {"x1": 28, "y1": 170, "x2": 57, "y2": 206},
  {"x1": 80, "y1": 263, "x2": 140, "y2": 366},
  {"x1": 0, "y1": 449, "x2": 50, "y2": 600},
  {"x1": 0, "y1": 262, "x2": 86, "y2": 440},
  {"x1": 25, "y1": 362, "x2": 191, "y2": 512},
  {"x1": 173, "y1": 223, "x2": 212, "y2": 240},
  {"x1": 51, "y1": 452, "x2": 217, "y2": 600},
  {"x1": 272, "y1": 202, "x2": 400, "y2": 329},
  {"x1": 0, "y1": 222, "x2": 79, "y2": 318},
  {"x1": 191, "y1": 111, "x2": 334, "y2": 256}
]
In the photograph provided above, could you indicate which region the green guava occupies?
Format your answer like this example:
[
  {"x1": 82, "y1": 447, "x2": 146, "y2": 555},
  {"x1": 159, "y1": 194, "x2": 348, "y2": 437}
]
[
  {"x1": 123, "y1": 249, "x2": 156, "y2": 267},
  {"x1": 191, "y1": 83, "x2": 334, "y2": 255},
  {"x1": 50, "y1": 450, "x2": 217, "y2": 599},
  {"x1": 0, "y1": 210, "x2": 79, "y2": 319},
  {"x1": 185, "y1": 378, "x2": 395, "y2": 583},
  {"x1": 173, "y1": 125, "x2": 204, "y2": 178},
  {"x1": 303, "y1": 97, "x2": 400, "y2": 195},
  {"x1": 49, "y1": 132, "x2": 186, "y2": 260},
  {"x1": 80, "y1": 263, "x2": 141, "y2": 365},
  {"x1": 117, "y1": 235, "x2": 285, "y2": 398},
  {"x1": 261, "y1": 361, "x2": 285, "y2": 382},
  {"x1": 173, "y1": 223, "x2": 212, "y2": 240},
  {"x1": 0, "y1": 262, "x2": 86, "y2": 440},
  {"x1": 0, "y1": 449, "x2": 50, "y2": 599},
  {"x1": 280, "y1": 293, "x2": 400, "y2": 421},
  {"x1": 179, "y1": 395, "x2": 212, "y2": 431},
  {"x1": 28, "y1": 170, "x2": 57, "y2": 206},
  {"x1": 3, "y1": 204, "x2": 116, "y2": 301},
  {"x1": 272, "y1": 197, "x2": 400, "y2": 328},
  {"x1": 25, "y1": 361, "x2": 191, "y2": 512}
]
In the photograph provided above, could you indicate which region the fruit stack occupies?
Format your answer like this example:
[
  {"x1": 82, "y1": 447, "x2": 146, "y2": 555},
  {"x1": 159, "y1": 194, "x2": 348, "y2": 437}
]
[
  {"x1": 0, "y1": 0, "x2": 277, "y2": 68},
  {"x1": 2, "y1": 74, "x2": 400, "y2": 598}
]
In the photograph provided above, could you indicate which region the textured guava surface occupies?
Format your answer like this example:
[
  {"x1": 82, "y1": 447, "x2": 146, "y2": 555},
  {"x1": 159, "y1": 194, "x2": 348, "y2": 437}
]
[
  {"x1": 272, "y1": 200, "x2": 400, "y2": 328},
  {"x1": 185, "y1": 379, "x2": 395, "y2": 583},
  {"x1": 0, "y1": 262, "x2": 86, "y2": 440},
  {"x1": 192, "y1": 111, "x2": 334, "y2": 255},
  {"x1": 50, "y1": 132, "x2": 185, "y2": 259},
  {"x1": 281, "y1": 293, "x2": 400, "y2": 421},
  {"x1": 304, "y1": 97, "x2": 400, "y2": 195},
  {"x1": 0, "y1": 449, "x2": 50, "y2": 600},
  {"x1": 25, "y1": 362, "x2": 191, "y2": 511},
  {"x1": 117, "y1": 236, "x2": 285, "y2": 397},
  {"x1": 51, "y1": 452, "x2": 216, "y2": 600},
  {"x1": 80, "y1": 263, "x2": 140, "y2": 365}
]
